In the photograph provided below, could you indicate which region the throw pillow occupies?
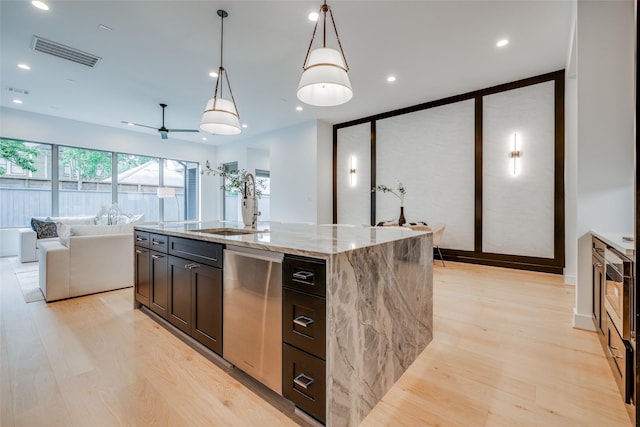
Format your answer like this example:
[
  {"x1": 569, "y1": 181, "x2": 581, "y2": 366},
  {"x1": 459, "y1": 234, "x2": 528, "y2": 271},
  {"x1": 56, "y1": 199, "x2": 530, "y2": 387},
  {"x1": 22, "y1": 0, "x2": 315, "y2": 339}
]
[
  {"x1": 31, "y1": 218, "x2": 58, "y2": 239},
  {"x1": 56, "y1": 222, "x2": 71, "y2": 246}
]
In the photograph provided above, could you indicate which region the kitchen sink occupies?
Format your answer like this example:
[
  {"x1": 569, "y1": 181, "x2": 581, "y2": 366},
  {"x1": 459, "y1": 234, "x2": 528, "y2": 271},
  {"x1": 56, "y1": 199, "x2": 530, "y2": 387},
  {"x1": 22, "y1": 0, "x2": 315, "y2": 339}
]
[{"x1": 191, "y1": 228, "x2": 268, "y2": 236}]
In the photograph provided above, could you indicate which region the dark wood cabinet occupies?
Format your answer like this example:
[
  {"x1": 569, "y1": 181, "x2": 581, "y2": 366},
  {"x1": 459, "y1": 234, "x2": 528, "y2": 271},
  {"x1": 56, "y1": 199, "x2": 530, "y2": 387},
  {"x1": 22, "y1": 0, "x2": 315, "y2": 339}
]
[
  {"x1": 134, "y1": 247, "x2": 150, "y2": 306},
  {"x1": 135, "y1": 231, "x2": 224, "y2": 356},
  {"x1": 593, "y1": 237, "x2": 606, "y2": 334},
  {"x1": 282, "y1": 254, "x2": 327, "y2": 424},
  {"x1": 150, "y1": 252, "x2": 169, "y2": 319},
  {"x1": 168, "y1": 255, "x2": 195, "y2": 335},
  {"x1": 191, "y1": 264, "x2": 223, "y2": 355},
  {"x1": 167, "y1": 240, "x2": 223, "y2": 355}
]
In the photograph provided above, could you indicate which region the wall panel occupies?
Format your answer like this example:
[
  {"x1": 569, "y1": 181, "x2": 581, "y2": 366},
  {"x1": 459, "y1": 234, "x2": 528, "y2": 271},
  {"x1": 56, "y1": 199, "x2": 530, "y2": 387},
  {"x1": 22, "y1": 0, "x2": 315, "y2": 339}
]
[
  {"x1": 376, "y1": 100, "x2": 475, "y2": 250},
  {"x1": 482, "y1": 81, "x2": 555, "y2": 258},
  {"x1": 336, "y1": 124, "x2": 371, "y2": 225}
]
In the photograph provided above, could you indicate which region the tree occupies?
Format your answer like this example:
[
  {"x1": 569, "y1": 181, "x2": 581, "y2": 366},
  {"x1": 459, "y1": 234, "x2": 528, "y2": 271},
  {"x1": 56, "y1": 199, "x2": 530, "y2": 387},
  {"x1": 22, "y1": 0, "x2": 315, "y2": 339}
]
[
  {"x1": 0, "y1": 139, "x2": 38, "y2": 175},
  {"x1": 59, "y1": 148, "x2": 112, "y2": 189}
]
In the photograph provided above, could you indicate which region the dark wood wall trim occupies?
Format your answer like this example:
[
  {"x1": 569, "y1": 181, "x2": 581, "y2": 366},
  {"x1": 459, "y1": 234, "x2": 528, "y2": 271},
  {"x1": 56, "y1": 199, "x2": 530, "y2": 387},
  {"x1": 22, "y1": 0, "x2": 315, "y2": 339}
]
[
  {"x1": 370, "y1": 121, "x2": 376, "y2": 226},
  {"x1": 474, "y1": 96, "x2": 483, "y2": 253},
  {"x1": 332, "y1": 125, "x2": 338, "y2": 223},
  {"x1": 332, "y1": 70, "x2": 566, "y2": 274}
]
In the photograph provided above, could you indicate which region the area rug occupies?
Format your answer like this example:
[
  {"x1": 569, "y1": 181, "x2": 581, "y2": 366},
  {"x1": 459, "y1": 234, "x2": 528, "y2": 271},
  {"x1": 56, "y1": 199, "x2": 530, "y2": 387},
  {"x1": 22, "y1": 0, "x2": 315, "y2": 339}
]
[{"x1": 9, "y1": 258, "x2": 44, "y2": 303}]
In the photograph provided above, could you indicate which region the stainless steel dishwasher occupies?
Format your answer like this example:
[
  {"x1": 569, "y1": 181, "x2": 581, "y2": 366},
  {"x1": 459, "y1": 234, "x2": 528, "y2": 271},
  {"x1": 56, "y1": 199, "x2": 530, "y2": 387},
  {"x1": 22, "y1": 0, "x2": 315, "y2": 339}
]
[{"x1": 223, "y1": 246, "x2": 284, "y2": 393}]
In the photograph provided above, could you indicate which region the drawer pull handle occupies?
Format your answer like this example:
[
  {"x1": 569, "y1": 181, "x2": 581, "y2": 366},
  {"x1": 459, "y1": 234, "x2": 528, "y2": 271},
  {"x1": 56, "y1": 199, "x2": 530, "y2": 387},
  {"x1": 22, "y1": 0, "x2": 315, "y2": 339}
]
[
  {"x1": 185, "y1": 263, "x2": 201, "y2": 270},
  {"x1": 607, "y1": 346, "x2": 624, "y2": 359},
  {"x1": 151, "y1": 254, "x2": 163, "y2": 259},
  {"x1": 135, "y1": 249, "x2": 144, "y2": 254},
  {"x1": 293, "y1": 271, "x2": 314, "y2": 281},
  {"x1": 152, "y1": 240, "x2": 164, "y2": 246},
  {"x1": 136, "y1": 237, "x2": 147, "y2": 242},
  {"x1": 293, "y1": 315, "x2": 315, "y2": 328},
  {"x1": 293, "y1": 373, "x2": 315, "y2": 390}
]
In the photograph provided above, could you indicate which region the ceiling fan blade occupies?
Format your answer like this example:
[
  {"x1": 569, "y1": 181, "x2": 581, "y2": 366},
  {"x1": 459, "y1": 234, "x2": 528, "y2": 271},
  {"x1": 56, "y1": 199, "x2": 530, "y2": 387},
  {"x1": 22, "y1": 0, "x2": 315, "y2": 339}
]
[
  {"x1": 167, "y1": 129, "x2": 200, "y2": 133},
  {"x1": 160, "y1": 131, "x2": 169, "y2": 140},
  {"x1": 121, "y1": 121, "x2": 158, "y2": 130}
]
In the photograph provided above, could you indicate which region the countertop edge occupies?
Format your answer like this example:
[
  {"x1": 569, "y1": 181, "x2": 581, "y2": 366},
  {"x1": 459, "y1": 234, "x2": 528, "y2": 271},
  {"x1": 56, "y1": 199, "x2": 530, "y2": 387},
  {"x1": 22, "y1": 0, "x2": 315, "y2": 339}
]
[{"x1": 591, "y1": 230, "x2": 635, "y2": 258}]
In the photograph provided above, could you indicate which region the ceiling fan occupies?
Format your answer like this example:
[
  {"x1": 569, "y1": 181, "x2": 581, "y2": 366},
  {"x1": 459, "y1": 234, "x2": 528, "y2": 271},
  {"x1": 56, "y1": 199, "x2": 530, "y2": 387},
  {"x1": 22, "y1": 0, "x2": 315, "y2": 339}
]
[{"x1": 121, "y1": 103, "x2": 199, "y2": 140}]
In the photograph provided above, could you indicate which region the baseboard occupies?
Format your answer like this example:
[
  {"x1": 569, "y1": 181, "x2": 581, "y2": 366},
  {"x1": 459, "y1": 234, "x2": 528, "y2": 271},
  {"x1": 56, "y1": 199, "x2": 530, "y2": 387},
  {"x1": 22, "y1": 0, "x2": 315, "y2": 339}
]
[
  {"x1": 572, "y1": 309, "x2": 595, "y2": 331},
  {"x1": 563, "y1": 274, "x2": 576, "y2": 285}
]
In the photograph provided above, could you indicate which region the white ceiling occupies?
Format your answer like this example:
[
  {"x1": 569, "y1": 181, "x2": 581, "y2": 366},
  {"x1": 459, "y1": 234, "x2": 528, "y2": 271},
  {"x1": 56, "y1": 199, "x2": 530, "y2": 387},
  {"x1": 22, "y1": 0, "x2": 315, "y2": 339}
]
[{"x1": 0, "y1": 0, "x2": 573, "y2": 146}]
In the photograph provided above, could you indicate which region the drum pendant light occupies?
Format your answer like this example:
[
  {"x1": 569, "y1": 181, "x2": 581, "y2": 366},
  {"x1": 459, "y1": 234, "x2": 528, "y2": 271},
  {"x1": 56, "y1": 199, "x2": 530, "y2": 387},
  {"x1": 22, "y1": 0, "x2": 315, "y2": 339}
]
[
  {"x1": 297, "y1": 0, "x2": 352, "y2": 107},
  {"x1": 200, "y1": 9, "x2": 241, "y2": 135}
]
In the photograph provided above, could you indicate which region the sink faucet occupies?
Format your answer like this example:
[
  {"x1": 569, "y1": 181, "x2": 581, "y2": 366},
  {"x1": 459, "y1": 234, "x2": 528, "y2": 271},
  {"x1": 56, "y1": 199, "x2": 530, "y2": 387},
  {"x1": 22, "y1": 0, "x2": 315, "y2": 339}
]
[{"x1": 244, "y1": 173, "x2": 260, "y2": 228}]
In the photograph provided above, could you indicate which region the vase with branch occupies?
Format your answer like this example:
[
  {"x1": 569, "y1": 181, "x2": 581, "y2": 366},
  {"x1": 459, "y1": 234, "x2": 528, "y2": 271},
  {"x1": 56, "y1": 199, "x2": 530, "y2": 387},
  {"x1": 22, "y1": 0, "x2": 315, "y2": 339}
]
[
  {"x1": 372, "y1": 182, "x2": 407, "y2": 226},
  {"x1": 202, "y1": 161, "x2": 266, "y2": 226}
]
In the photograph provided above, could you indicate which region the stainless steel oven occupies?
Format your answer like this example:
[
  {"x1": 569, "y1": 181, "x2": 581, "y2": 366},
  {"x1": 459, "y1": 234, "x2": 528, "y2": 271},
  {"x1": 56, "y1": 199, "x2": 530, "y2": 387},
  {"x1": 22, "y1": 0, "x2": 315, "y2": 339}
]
[{"x1": 604, "y1": 246, "x2": 634, "y2": 340}]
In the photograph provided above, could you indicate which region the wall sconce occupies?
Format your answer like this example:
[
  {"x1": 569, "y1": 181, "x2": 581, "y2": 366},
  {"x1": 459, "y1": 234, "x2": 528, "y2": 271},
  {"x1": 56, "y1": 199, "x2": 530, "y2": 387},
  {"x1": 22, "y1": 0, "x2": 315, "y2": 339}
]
[
  {"x1": 349, "y1": 156, "x2": 357, "y2": 187},
  {"x1": 509, "y1": 132, "x2": 521, "y2": 176}
]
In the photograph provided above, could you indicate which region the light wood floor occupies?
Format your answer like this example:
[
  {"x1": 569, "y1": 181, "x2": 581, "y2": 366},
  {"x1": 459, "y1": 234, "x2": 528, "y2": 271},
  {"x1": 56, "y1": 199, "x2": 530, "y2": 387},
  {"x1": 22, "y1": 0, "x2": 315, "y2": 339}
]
[{"x1": 0, "y1": 257, "x2": 632, "y2": 426}]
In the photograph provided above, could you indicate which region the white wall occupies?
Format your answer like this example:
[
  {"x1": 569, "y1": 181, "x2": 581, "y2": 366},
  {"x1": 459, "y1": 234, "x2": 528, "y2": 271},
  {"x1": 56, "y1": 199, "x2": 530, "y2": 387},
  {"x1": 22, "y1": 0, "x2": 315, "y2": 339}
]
[
  {"x1": 573, "y1": 0, "x2": 635, "y2": 329},
  {"x1": 213, "y1": 141, "x2": 270, "y2": 222},
  {"x1": 214, "y1": 120, "x2": 330, "y2": 224},
  {"x1": 270, "y1": 121, "x2": 321, "y2": 223},
  {"x1": 0, "y1": 107, "x2": 219, "y2": 221}
]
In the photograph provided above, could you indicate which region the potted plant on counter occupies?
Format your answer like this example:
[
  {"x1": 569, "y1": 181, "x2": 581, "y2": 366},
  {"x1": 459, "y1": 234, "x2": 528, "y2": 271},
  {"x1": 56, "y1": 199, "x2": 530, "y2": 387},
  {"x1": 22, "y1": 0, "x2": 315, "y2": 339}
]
[{"x1": 202, "y1": 161, "x2": 266, "y2": 227}]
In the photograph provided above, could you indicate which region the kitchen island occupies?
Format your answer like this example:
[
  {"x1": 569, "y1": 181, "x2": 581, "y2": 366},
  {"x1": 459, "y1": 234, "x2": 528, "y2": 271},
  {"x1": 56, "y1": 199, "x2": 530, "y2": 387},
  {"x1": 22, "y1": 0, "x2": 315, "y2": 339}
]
[{"x1": 133, "y1": 221, "x2": 433, "y2": 426}]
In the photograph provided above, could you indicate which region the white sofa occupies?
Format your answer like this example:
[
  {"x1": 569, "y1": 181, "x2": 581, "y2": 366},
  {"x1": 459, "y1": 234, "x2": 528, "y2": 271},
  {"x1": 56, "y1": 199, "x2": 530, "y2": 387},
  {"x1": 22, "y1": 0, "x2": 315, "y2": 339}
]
[
  {"x1": 39, "y1": 224, "x2": 134, "y2": 302},
  {"x1": 18, "y1": 215, "x2": 96, "y2": 263}
]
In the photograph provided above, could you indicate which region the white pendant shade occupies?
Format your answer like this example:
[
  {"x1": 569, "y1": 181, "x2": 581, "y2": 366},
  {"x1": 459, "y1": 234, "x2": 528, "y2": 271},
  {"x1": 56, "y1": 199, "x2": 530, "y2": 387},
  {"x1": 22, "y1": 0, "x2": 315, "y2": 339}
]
[
  {"x1": 297, "y1": 48, "x2": 353, "y2": 107},
  {"x1": 200, "y1": 98, "x2": 241, "y2": 135}
]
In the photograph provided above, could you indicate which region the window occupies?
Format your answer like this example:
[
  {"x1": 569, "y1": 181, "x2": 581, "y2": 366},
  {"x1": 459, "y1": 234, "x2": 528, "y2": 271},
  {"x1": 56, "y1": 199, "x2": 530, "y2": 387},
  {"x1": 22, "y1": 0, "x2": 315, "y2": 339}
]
[
  {"x1": 0, "y1": 139, "x2": 200, "y2": 226},
  {"x1": 117, "y1": 154, "x2": 159, "y2": 222},
  {"x1": 0, "y1": 139, "x2": 52, "y2": 227},
  {"x1": 256, "y1": 169, "x2": 270, "y2": 221},
  {"x1": 58, "y1": 146, "x2": 113, "y2": 217},
  {"x1": 222, "y1": 162, "x2": 239, "y2": 221}
]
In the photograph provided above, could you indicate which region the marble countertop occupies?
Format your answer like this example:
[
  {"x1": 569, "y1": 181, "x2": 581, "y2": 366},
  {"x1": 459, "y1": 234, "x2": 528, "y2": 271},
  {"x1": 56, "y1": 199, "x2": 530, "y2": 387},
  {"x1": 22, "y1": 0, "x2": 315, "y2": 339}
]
[
  {"x1": 592, "y1": 230, "x2": 635, "y2": 258},
  {"x1": 135, "y1": 221, "x2": 429, "y2": 257}
]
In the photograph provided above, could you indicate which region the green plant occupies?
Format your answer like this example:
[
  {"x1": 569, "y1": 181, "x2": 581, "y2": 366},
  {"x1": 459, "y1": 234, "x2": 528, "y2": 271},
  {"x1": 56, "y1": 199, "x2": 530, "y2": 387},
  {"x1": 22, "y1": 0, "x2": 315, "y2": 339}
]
[
  {"x1": 373, "y1": 182, "x2": 406, "y2": 206},
  {"x1": 202, "y1": 160, "x2": 265, "y2": 198},
  {"x1": 0, "y1": 139, "x2": 39, "y2": 176}
]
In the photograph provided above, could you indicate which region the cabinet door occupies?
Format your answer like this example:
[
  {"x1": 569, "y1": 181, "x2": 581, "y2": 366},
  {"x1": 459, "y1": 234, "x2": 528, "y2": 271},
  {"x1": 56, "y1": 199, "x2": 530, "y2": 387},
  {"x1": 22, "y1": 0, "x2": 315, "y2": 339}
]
[
  {"x1": 134, "y1": 247, "x2": 150, "y2": 307},
  {"x1": 150, "y1": 252, "x2": 169, "y2": 319},
  {"x1": 168, "y1": 256, "x2": 193, "y2": 335},
  {"x1": 191, "y1": 264, "x2": 223, "y2": 355}
]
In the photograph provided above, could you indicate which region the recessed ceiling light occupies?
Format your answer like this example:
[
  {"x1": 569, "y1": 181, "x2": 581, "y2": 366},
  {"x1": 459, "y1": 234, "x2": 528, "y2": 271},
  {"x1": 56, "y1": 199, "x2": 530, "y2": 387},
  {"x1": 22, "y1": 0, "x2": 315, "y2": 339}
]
[
  {"x1": 387, "y1": 75, "x2": 396, "y2": 82},
  {"x1": 296, "y1": 106, "x2": 303, "y2": 111},
  {"x1": 308, "y1": 12, "x2": 319, "y2": 22},
  {"x1": 241, "y1": 124, "x2": 248, "y2": 129},
  {"x1": 127, "y1": 122, "x2": 134, "y2": 126},
  {"x1": 209, "y1": 71, "x2": 218, "y2": 78},
  {"x1": 13, "y1": 99, "x2": 23, "y2": 104},
  {"x1": 17, "y1": 63, "x2": 31, "y2": 70},
  {"x1": 31, "y1": 1, "x2": 49, "y2": 11},
  {"x1": 201, "y1": 137, "x2": 207, "y2": 141},
  {"x1": 99, "y1": 24, "x2": 113, "y2": 32},
  {"x1": 496, "y1": 39, "x2": 509, "y2": 47}
]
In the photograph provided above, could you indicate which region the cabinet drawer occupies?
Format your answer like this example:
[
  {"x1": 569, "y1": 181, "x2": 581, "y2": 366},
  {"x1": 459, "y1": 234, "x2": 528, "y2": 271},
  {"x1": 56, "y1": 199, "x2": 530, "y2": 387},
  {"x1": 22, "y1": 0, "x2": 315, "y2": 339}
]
[
  {"x1": 150, "y1": 233, "x2": 169, "y2": 253},
  {"x1": 283, "y1": 343, "x2": 326, "y2": 424},
  {"x1": 168, "y1": 237, "x2": 223, "y2": 268},
  {"x1": 283, "y1": 289, "x2": 326, "y2": 359},
  {"x1": 135, "y1": 231, "x2": 150, "y2": 248},
  {"x1": 606, "y1": 313, "x2": 633, "y2": 402},
  {"x1": 283, "y1": 255, "x2": 326, "y2": 297}
]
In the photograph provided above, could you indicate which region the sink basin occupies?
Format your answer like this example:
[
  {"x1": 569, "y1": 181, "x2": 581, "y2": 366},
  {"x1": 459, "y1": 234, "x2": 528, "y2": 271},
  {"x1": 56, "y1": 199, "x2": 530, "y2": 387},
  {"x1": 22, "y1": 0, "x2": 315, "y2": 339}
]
[{"x1": 191, "y1": 228, "x2": 267, "y2": 236}]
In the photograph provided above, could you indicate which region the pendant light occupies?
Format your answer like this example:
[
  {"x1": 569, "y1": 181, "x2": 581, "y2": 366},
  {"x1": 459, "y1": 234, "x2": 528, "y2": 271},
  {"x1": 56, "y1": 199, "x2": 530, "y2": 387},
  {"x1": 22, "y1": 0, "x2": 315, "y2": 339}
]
[
  {"x1": 200, "y1": 9, "x2": 241, "y2": 135},
  {"x1": 297, "y1": 0, "x2": 352, "y2": 107}
]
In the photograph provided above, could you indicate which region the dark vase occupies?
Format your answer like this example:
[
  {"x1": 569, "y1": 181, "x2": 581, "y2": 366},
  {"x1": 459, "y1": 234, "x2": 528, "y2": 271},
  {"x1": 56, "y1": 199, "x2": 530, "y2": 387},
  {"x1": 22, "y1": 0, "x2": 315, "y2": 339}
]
[{"x1": 398, "y1": 206, "x2": 406, "y2": 226}]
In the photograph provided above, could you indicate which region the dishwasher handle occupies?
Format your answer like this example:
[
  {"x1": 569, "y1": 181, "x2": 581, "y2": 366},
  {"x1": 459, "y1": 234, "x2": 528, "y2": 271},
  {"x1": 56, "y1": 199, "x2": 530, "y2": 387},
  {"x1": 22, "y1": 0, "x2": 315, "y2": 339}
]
[{"x1": 224, "y1": 247, "x2": 284, "y2": 264}]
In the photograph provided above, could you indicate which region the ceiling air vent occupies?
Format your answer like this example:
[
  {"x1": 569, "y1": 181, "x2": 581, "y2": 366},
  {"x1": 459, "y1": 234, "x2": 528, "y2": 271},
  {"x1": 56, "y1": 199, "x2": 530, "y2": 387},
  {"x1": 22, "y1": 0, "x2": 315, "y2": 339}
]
[{"x1": 31, "y1": 36, "x2": 101, "y2": 67}]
